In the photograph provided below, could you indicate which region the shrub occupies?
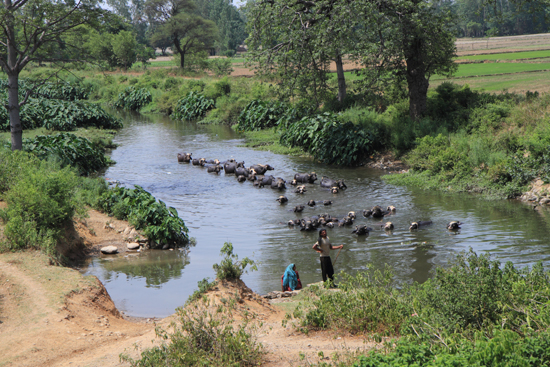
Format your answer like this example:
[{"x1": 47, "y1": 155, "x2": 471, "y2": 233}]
[
  {"x1": 113, "y1": 86, "x2": 153, "y2": 110},
  {"x1": 0, "y1": 158, "x2": 79, "y2": 256},
  {"x1": 208, "y1": 58, "x2": 234, "y2": 76},
  {"x1": 23, "y1": 133, "x2": 113, "y2": 176},
  {"x1": 280, "y1": 113, "x2": 374, "y2": 166},
  {"x1": 172, "y1": 92, "x2": 215, "y2": 120},
  {"x1": 212, "y1": 242, "x2": 257, "y2": 281},
  {"x1": 97, "y1": 185, "x2": 189, "y2": 249},
  {"x1": 0, "y1": 98, "x2": 123, "y2": 132},
  {"x1": 121, "y1": 294, "x2": 264, "y2": 366}
]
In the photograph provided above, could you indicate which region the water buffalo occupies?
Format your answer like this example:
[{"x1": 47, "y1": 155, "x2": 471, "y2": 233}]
[
  {"x1": 387, "y1": 205, "x2": 396, "y2": 212},
  {"x1": 290, "y1": 179, "x2": 298, "y2": 186},
  {"x1": 249, "y1": 164, "x2": 274, "y2": 175},
  {"x1": 323, "y1": 200, "x2": 333, "y2": 206},
  {"x1": 271, "y1": 177, "x2": 286, "y2": 190},
  {"x1": 287, "y1": 220, "x2": 295, "y2": 226},
  {"x1": 224, "y1": 162, "x2": 238, "y2": 174},
  {"x1": 294, "y1": 185, "x2": 307, "y2": 194},
  {"x1": 300, "y1": 218, "x2": 314, "y2": 231},
  {"x1": 352, "y1": 225, "x2": 372, "y2": 235},
  {"x1": 206, "y1": 159, "x2": 220, "y2": 165},
  {"x1": 371, "y1": 206, "x2": 390, "y2": 218},
  {"x1": 363, "y1": 209, "x2": 373, "y2": 218},
  {"x1": 276, "y1": 195, "x2": 288, "y2": 204},
  {"x1": 447, "y1": 221, "x2": 462, "y2": 230},
  {"x1": 192, "y1": 158, "x2": 206, "y2": 166},
  {"x1": 320, "y1": 176, "x2": 347, "y2": 190},
  {"x1": 293, "y1": 205, "x2": 305, "y2": 212},
  {"x1": 177, "y1": 153, "x2": 192, "y2": 163},
  {"x1": 409, "y1": 221, "x2": 432, "y2": 230},
  {"x1": 338, "y1": 216, "x2": 354, "y2": 227},
  {"x1": 206, "y1": 165, "x2": 223, "y2": 174},
  {"x1": 294, "y1": 172, "x2": 318, "y2": 184},
  {"x1": 307, "y1": 200, "x2": 316, "y2": 207},
  {"x1": 325, "y1": 222, "x2": 334, "y2": 228},
  {"x1": 235, "y1": 167, "x2": 249, "y2": 177},
  {"x1": 237, "y1": 175, "x2": 246, "y2": 182},
  {"x1": 348, "y1": 211, "x2": 357, "y2": 220}
]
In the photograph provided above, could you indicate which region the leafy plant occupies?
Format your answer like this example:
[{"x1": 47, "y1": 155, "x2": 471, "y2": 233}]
[
  {"x1": 212, "y1": 242, "x2": 257, "y2": 281},
  {"x1": 186, "y1": 278, "x2": 217, "y2": 305},
  {"x1": 172, "y1": 91, "x2": 215, "y2": 121},
  {"x1": 280, "y1": 113, "x2": 374, "y2": 166},
  {"x1": 22, "y1": 133, "x2": 113, "y2": 176},
  {"x1": 113, "y1": 86, "x2": 152, "y2": 110},
  {"x1": 236, "y1": 99, "x2": 308, "y2": 131},
  {"x1": 120, "y1": 294, "x2": 264, "y2": 366},
  {"x1": 0, "y1": 98, "x2": 123, "y2": 132},
  {"x1": 97, "y1": 185, "x2": 189, "y2": 249}
]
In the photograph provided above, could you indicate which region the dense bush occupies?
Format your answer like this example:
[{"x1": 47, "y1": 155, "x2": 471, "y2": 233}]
[
  {"x1": 354, "y1": 330, "x2": 550, "y2": 367},
  {"x1": 113, "y1": 86, "x2": 152, "y2": 110},
  {"x1": 280, "y1": 112, "x2": 374, "y2": 166},
  {"x1": 97, "y1": 185, "x2": 189, "y2": 249},
  {"x1": 0, "y1": 78, "x2": 88, "y2": 101},
  {"x1": 172, "y1": 92, "x2": 215, "y2": 121},
  {"x1": 212, "y1": 242, "x2": 257, "y2": 280},
  {"x1": 236, "y1": 99, "x2": 308, "y2": 131},
  {"x1": 23, "y1": 133, "x2": 113, "y2": 176},
  {"x1": 121, "y1": 292, "x2": 264, "y2": 366},
  {"x1": 0, "y1": 149, "x2": 80, "y2": 256},
  {"x1": 0, "y1": 98, "x2": 123, "y2": 132}
]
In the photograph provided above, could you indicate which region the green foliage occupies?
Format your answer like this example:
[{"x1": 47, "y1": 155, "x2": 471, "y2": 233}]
[
  {"x1": 294, "y1": 266, "x2": 410, "y2": 335},
  {"x1": 236, "y1": 100, "x2": 303, "y2": 131},
  {"x1": 172, "y1": 92, "x2": 215, "y2": 120},
  {"x1": 113, "y1": 87, "x2": 152, "y2": 110},
  {"x1": 0, "y1": 152, "x2": 79, "y2": 256},
  {"x1": 111, "y1": 30, "x2": 138, "y2": 69},
  {"x1": 354, "y1": 330, "x2": 550, "y2": 367},
  {"x1": 22, "y1": 133, "x2": 113, "y2": 176},
  {"x1": 212, "y1": 242, "x2": 258, "y2": 281},
  {"x1": 120, "y1": 296, "x2": 264, "y2": 366},
  {"x1": 0, "y1": 98, "x2": 122, "y2": 132},
  {"x1": 280, "y1": 113, "x2": 374, "y2": 166},
  {"x1": 97, "y1": 185, "x2": 189, "y2": 249},
  {"x1": 208, "y1": 58, "x2": 234, "y2": 76},
  {"x1": 0, "y1": 78, "x2": 89, "y2": 101},
  {"x1": 186, "y1": 278, "x2": 217, "y2": 305}
]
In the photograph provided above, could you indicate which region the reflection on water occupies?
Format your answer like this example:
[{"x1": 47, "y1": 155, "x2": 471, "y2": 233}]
[{"x1": 80, "y1": 112, "x2": 550, "y2": 318}]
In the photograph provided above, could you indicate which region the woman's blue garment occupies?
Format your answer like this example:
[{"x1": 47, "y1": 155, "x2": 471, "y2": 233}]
[{"x1": 283, "y1": 263, "x2": 298, "y2": 291}]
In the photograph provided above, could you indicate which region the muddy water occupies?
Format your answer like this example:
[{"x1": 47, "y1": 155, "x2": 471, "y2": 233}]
[{"x1": 80, "y1": 112, "x2": 550, "y2": 317}]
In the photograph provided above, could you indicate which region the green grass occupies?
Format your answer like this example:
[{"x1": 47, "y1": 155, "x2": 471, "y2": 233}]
[
  {"x1": 431, "y1": 71, "x2": 550, "y2": 92},
  {"x1": 433, "y1": 62, "x2": 550, "y2": 79},
  {"x1": 458, "y1": 50, "x2": 550, "y2": 61},
  {"x1": 239, "y1": 127, "x2": 308, "y2": 156}
]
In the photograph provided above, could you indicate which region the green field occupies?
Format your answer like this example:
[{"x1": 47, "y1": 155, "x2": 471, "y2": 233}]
[
  {"x1": 459, "y1": 50, "x2": 550, "y2": 61},
  {"x1": 433, "y1": 62, "x2": 550, "y2": 79}
]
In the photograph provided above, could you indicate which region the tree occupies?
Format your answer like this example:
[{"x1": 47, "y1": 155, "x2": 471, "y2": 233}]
[
  {"x1": 145, "y1": 0, "x2": 218, "y2": 69},
  {"x1": 111, "y1": 30, "x2": 138, "y2": 69},
  {"x1": 246, "y1": 0, "x2": 359, "y2": 106},
  {"x1": 0, "y1": 0, "x2": 104, "y2": 150},
  {"x1": 355, "y1": 0, "x2": 457, "y2": 118}
]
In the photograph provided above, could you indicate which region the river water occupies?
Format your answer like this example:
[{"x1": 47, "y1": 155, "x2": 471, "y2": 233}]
[{"x1": 79, "y1": 112, "x2": 550, "y2": 318}]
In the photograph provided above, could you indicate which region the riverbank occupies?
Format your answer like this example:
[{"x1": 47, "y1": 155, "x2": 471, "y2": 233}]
[{"x1": 0, "y1": 207, "x2": 378, "y2": 366}]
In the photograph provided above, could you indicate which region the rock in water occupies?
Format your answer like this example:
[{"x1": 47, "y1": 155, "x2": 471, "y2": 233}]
[
  {"x1": 127, "y1": 242, "x2": 140, "y2": 250},
  {"x1": 100, "y1": 246, "x2": 118, "y2": 254}
]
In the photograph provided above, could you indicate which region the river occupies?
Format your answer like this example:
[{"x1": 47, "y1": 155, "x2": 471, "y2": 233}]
[{"x1": 79, "y1": 112, "x2": 550, "y2": 318}]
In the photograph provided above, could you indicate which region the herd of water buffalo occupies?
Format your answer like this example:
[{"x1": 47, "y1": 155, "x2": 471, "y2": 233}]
[{"x1": 177, "y1": 152, "x2": 463, "y2": 235}]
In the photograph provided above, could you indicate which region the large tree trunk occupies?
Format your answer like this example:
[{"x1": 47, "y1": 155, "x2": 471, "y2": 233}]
[
  {"x1": 335, "y1": 54, "x2": 346, "y2": 103},
  {"x1": 8, "y1": 73, "x2": 22, "y2": 151},
  {"x1": 404, "y1": 37, "x2": 429, "y2": 120},
  {"x1": 5, "y1": 0, "x2": 22, "y2": 151}
]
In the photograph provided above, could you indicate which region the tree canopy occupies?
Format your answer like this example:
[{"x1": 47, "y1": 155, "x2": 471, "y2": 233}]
[{"x1": 0, "y1": 0, "x2": 105, "y2": 149}]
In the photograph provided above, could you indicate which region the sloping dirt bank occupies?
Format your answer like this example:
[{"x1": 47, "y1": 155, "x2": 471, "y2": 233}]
[{"x1": 0, "y1": 208, "x2": 378, "y2": 366}]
